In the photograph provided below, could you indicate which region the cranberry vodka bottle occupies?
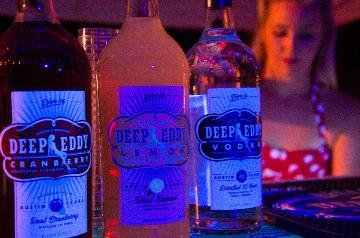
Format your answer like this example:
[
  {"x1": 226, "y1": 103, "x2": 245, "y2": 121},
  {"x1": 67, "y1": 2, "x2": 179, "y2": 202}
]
[
  {"x1": 98, "y1": 0, "x2": 190, "y2": 237},
  {"x1": 0, "y1": 0, "x2": 92, "y2": 237},
  {"x1": 187, "y1": 0, "x2": 262, "y2": 233}
]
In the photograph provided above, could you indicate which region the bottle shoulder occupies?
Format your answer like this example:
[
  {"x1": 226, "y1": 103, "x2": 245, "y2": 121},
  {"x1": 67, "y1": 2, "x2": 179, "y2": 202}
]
[
  {"x1": 187, "y1": 35, "x2": 256, "y2": 61},
  {"x1": 101, "y1": 28, "x2": 185, "y2": 60},
  {"x1": 99, "y1": 22, "x2": 189, "y2": 85},
  {"x1": 186, "y1": 29, "x2": 260, "y2": 90},
  {"x1": 0, "y1": 22, "x2": 88, "y2": 64},
  {"x1": 187, "y1": 37, "x2": 259, "y2": 74},
  {"x1": 101, "y1": 18, "x2": 185, "y2": 59},
  {"x1": 0, "y1": 21, "x2": 91, "y2": 89}
]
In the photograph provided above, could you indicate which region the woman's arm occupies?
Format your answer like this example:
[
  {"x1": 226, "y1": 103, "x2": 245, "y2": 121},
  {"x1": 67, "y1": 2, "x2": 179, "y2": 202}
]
[
  {"x1": 332, "y1": 126, "x2": 360, "y2": 176},
  {"x1": 327, "y1": 93, "x2": 360, "y2": 176}
]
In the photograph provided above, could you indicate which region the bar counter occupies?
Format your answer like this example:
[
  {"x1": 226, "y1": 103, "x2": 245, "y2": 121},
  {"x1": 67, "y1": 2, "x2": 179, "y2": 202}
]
[{"x1": 191, "y1": 176, "x2": 360, "y2": 238}]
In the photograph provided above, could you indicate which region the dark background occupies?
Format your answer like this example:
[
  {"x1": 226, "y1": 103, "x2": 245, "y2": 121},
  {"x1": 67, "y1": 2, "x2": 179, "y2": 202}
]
[{"x1": 0, "y1": 16, "x2": 359, "y2": 99}]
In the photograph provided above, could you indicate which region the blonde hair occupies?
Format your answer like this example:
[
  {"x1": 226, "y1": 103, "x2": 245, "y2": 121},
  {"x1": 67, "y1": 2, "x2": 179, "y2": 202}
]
[{"x1": 252, "y1": 0, "x2": 337, "y2": 89}]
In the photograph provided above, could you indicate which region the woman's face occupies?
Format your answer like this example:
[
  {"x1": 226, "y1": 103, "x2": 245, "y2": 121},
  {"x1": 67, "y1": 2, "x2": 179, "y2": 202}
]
[{"x1": 263, "y1": 0, "x2": 324, "y2": 82}]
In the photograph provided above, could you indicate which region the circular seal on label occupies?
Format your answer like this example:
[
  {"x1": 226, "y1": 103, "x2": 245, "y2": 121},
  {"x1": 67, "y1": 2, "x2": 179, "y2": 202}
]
[
  {"x1": 49, "y1": 198, "x2": 64, "y2": 212},
  {"x1": 149, "y1": 178, "x2": 165, "y2": 193},
  {"x1": 236, "y1": 170, "x2": 247, "y2": 183}
]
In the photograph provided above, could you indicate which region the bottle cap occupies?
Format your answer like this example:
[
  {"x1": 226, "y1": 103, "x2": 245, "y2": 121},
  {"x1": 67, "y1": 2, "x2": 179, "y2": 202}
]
[{"x1": 206, "y1": 0, "x2": 232, "y2": 8}]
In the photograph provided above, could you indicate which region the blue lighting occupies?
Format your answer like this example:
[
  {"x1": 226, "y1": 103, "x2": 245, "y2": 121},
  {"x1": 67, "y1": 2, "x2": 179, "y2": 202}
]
[
  {"x1": 37, "y1": 3, "x2": 43, "y2": 11},
  {"x1": 207, "y1": 0, "x2": 232, "y2": 7}
]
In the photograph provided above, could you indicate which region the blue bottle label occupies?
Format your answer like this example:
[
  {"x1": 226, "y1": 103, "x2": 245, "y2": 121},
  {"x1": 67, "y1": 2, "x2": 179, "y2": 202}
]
[
  {"x1": 0, "y1": 91, "x2": 90, "y2": 238},
  {"x1": 1, "y1": 118, "x2": 91, "y2": 181},
  {"x1": 192, "y1": 88, "x2": 262, "y2": 210},
  {"x1": 196, "y1": 109, "x2": 261, "y2": 161},
  {"x1": 107, "y1": 86, "x2": 189, "y2": 226},
  {"x1": 107, "y1": 112, "x2": 189, "y2": 168}
]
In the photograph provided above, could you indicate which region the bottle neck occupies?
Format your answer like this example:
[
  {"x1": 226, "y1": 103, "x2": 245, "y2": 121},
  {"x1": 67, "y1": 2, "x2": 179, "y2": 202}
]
[
  {"x1": 126, "y1": 0, "x2": 159, "y2": 17},
  {"x1": 122, "y1": 0, "x2": 163, "y2": 34},
  {"x1": 15, "y1": 0, "x2": 59, "y2": 24},
  {"x1": 204, "y1": 6, "x2": 235, "y2": 33}
]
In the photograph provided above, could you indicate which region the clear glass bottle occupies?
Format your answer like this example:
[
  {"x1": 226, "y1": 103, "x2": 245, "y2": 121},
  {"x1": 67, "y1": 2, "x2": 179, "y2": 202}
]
[
  {"x1": 98, "y1": 0, "x2": 190, "y2": 237},
  {"x1": 187, "y1": 0, "x2": 262, "y2": 234},
  {"x1": 78, "y1": 27, "x2": 119, "y2": 238},
  {"x1": 0, "y1": 0, "x2": 92, "y2": 238}
]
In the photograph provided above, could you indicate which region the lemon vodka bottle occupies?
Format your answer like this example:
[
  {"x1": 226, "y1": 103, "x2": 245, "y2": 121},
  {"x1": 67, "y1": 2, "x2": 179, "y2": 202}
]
[{"x1": 98, "y1": 0, "x2": 190, "y2": 237}]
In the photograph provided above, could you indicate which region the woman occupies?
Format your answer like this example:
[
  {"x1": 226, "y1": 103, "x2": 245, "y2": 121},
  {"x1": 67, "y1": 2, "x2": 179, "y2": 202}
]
[{"x1": 253, "y1": 0, "x2": 360, "y2": 181}]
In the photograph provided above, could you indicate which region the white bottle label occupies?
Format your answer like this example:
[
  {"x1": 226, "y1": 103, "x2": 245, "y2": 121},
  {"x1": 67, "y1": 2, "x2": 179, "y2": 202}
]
[
  {"x1": 107, "y1": 86, "x2": 189, "y2": 226},
  {"x1": 0, "y1": 91, "x2": 91, "y2": 238},
  {"x1": 192, "y1": 88, "x2": 262, "y2": 210}
]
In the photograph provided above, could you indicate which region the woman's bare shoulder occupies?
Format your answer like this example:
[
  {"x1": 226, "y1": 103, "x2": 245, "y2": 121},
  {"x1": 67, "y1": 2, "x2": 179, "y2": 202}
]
[{"x1": 321, "y1": 89, "x2": 360, "y2": 128}]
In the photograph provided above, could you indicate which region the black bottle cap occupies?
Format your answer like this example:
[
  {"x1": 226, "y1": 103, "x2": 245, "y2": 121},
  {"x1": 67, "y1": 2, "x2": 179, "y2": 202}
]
[{"x1": 206, "y1": 0, "x2": 232, "y2": 8}]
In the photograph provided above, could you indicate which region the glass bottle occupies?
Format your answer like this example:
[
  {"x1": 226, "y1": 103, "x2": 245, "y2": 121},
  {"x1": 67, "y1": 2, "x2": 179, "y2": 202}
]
[
  {"x1": 187, "y1": 0, "x2": 262, "y2": 234},
  {"x1": 78, "y1": 27, "x2": 119, "y2": 238},
  {"x1": 98, "y1": 0, "x2": 190, "y2": 237},
  {"x1": 0, "y1": 1, "x2": 92, "y2": 237}
]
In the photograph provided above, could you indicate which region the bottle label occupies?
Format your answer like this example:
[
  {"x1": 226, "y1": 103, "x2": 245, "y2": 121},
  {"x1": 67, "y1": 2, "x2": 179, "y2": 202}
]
[
  {"x1": 0, "y1": 91, "x2": 90, "y2": 238},
  {"x1": 196, "y1": 109, "x2": 261, "y2": 161},
  {"x1": 1, "y1": 118, "x2": 91, "y2": 181},
  {"x1": 193, "y1": 88, "x2": 262, "y2": 210},
  {"x1": 107, "y1": 86, "x2": 189, "y2": 226}
]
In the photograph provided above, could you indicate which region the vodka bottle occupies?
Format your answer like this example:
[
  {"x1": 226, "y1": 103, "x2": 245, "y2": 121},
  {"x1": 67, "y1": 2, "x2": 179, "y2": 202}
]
[
  {"x1": 0, "y1": 0, "x2": 92, "y2": 238},
  {"x1": 187, "y1": 0, "x2": 262, "y2": 233},
  {"x1": 98, "y1": 0, "x2": 190, "y2": 237}
]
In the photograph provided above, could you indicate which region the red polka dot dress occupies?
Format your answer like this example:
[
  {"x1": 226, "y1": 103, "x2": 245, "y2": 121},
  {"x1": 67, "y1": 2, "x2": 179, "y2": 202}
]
[{"x1": 262, "y1": 83, "x2": 331, "y2": 182}]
